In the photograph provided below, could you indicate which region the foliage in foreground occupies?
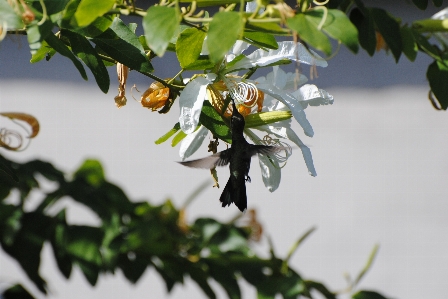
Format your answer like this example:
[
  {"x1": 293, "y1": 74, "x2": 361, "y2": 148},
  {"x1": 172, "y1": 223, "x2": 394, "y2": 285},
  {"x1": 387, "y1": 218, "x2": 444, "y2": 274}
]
[{"x1": 0, "y1": 154, "x2": 388, "y2": 299}]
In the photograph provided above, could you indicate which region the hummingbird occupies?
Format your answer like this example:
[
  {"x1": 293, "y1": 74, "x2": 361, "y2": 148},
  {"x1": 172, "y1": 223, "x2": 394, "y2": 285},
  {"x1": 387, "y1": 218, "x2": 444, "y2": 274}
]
[{"x1": 179, "y1": 97, "x2": 286, "y2": 212}]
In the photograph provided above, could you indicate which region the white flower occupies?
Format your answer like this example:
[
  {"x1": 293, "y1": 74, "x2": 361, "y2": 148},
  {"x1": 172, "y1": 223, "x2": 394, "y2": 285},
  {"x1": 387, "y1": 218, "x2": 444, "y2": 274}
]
[
  {"x1": 240, "y1": 66, "x2": 333, "y2": 191},
  {"x1": 177, "y1": 42, "x2": 333, "y2": 193}
]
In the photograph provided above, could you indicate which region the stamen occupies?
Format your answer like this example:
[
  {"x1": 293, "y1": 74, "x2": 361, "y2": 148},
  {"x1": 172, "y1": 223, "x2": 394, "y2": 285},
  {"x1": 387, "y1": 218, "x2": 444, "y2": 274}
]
[{"x1": 225, "y1": 78, "x2": 259, "y2": 108}]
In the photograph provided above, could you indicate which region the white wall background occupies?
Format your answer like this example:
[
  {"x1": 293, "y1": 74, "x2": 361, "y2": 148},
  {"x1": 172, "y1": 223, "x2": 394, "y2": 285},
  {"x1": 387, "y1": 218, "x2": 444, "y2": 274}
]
[{"x1": 1, "y1": 81, "x2": 447, "y2": 298}]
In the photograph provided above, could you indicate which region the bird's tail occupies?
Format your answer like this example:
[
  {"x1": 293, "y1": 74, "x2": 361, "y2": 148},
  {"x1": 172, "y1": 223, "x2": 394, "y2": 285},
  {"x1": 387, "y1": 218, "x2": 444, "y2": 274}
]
[{"x1": 219, "y1": 178, "x2": 247, "y2": 212}]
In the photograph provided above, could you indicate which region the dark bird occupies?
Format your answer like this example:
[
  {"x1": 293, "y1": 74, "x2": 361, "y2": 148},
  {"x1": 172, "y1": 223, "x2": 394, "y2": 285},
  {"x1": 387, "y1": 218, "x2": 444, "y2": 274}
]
[{"x1": 179, "y1": 97, "x2": 286, "y2": 212}]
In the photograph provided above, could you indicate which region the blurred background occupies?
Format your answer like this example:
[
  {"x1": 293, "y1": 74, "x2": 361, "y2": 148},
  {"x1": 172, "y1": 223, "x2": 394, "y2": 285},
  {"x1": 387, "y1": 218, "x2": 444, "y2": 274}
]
[{"x1": 1, "y1": 1, "x2": 448, "y2": 298}]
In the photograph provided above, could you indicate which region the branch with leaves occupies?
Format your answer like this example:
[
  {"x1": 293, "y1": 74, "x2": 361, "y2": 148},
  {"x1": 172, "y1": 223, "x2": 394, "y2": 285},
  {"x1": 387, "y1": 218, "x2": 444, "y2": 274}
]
[{"x1": 0, "y1": 154, "x2": 388, "y2": 299}]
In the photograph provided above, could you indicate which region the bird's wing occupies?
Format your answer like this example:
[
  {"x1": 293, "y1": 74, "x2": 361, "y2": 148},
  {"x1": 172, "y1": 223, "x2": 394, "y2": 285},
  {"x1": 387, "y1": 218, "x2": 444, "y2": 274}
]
[
  {"x1": 178, "y1": 149, "x2": 232, "y2": 169},
  {"x1": 249, "y1": 145, "x2": 287, "y2": 156}
]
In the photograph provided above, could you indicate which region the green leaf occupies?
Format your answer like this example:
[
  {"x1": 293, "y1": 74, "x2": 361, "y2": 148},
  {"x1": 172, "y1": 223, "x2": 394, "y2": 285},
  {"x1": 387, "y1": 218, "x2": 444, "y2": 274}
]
[
  {"x1": 176, "y1": 27, "x2": 207, "y2": 68},
  {"x1": 243, "y1": 31, "x2": 278, "y2": 50},
  {"x1": 143, "y1": 6, "x2": 180, "y2": 57},
  {"x1": 245, "y1": 21, "x2": 290, "y2": 36},
  {"x1": 0, "y1": 0, "x2": 24, "y2": 30},
  {"x1": 370, "y1": 8, "x2": 402, "y2": 62},
  {"x1": 188, "y1": 264, "x2": 216, "y2": 299},
  {"x1": 412, "y1": 0, "x2": 428, "y2": 10},
  {"x1": 352, "y1": 290, "x2": 390, "y2": 299},
  {"x1": 412, "y1": 0, "x2": 428, "y2": 9},
  {"x1": 427, "y1": 60, "x2": 448, "y2": 110},
  {"x1": 306, "y1": 9, "x2": 359, "y2": 53},
  {"x1": 286, "y1": 13, "x2": 332, "y2": 55},
  {"x1": 63, "y1": 30, "x2": 110, "y2": 93},
  {"x1": 30, "y1": 0, "x2": 70, "y2": 15},
  {"x1": 155, "y1": 123, "x2": 181, "y2": 144},
  {"x1": 180, "y1": 0, "x2": 242, "y2": 7},
  {"x1": 2, "y1": 284, "x2": 35, "y2": 299},
  {"x1": 92, "y1": 18, "x2": 153, "y2": 73},
  {"x1": 208, "y1": 261, "x2": 241, "y2": 299},
  {"x1": 181, "y1": 56, "x2": 215, "y2": 70},
  {"x1": 44, "y1": 33, "x2": 88, "y2": 80},
  {"x1": 0, "y1": 157, "x2": 18, "y2": 182},
  {"x1": 26, "y1": 20, "x2": 54, "y2": 55},
  {"x1": 199, "y1": 101, "x2": 232, "y2": 143},
  {"x1": 73, "y1": 159, "x2": 105, "y2": 186},
  {"x1": 74, "y1": 0, "x2": 115, "y2": 27},
  {"x1": 349, "y1": 7, "x2": 376, "y2": 56},
  {"x1": 30, "y1": 40, "x2": 56, "y2": 63},
  {"x1": 207, "y1": 11, "x2": 244, "y2": 63},
  {"x1": 432, "y1": 0, "x2": 443, "y2": 6},
  {"x1": 304, "y1": 280, "x2": 336, "y2": 299},
  {"x1": 74, "y1": 15, "x2": 114, "y2": 37},
  {"x1": 400, "y1": 26, "x2": 418, "y2": 62}
]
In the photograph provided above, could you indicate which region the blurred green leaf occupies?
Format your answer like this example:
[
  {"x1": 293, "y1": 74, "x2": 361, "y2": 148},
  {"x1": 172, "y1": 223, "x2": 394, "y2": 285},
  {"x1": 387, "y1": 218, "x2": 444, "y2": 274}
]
[
  {"x1": 427, "y1": 60, "x2": 448, "y2": 110},
  {"x1": 180, "y1": 0, "x2": 242, "y2": 6},
  {"x1": 412, "y1": 0, "x2": 428, "y2": 10},
  {"x1": 199, "y1": 101, "x2": 232, "y2": 143},
  {"x1": 143, "y1": 6, "x2": 180, "y2": 57},
  {"x1": 400, "y1": 26, "x2": 418, "y2": 62},
  {"x1": 370, "y1": 8, "x2": 402, "y2": 62},
  {"x1": 188, "y1": 264, "x2": 217, "y2": 299},
  {"x1": 0, "y1": 156, "x2": 18, "y2": 182},
  {"x1": 307, "y1": 9, "x2": 359, "y2": 53},
  {"x1": 350, "y1": 7, "x2": 376, "y2": 56},
  {"x1": 63, "y1": 29, "x2": 110, "y2": 93},
  {"x1": 352, "y1": 290, "x2": 390, "y2": 299},
  {"x1": 243, "y1": 31, "x2": 278, "y2": 50},
  {"x1": 207, "y1": 11, "x2": 243, "y2": 63},
  {"x1": 208, "y1": 260, "x2": 241, "y2": 299},
  {"x1": 176, "y1": 27, "x2": 207, "y2": 69},
  {"x1": 286, "y1": 13, "x2": 332, "y2": 55},
  {"x1": 304, "y1": 280, "x2": 336, "y2": 299},
  {"x1": 74, "y1": 0, "x2": 115, "y2": 27},
  {"x1": 73, "y1": 159, "x2": 105, "y2": 186},
  {"x1": 92, "y1": 18, "x2": 153, "y2": 73},
  {"x1": 2, "y1": 284, "x2": 35, "y2": 299},
  {"x1": 44, "y1": 33, "x2": 88, "y2": 80},
  {"x1": 432, "y1": 0, "x2": 443, "y2": 6}
]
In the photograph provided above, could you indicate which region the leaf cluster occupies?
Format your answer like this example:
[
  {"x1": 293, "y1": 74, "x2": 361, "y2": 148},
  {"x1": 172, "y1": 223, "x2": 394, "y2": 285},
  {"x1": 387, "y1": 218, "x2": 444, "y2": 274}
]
[
  {"x1": 1, "y1": 0, "x2": 448, "y2": 111},
  {"x1": 0, "y1": 154, "x2": 389, "y2": 299}
]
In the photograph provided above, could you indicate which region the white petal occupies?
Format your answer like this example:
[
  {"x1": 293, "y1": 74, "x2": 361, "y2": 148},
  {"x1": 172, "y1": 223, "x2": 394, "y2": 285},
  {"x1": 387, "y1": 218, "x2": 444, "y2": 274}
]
[
  {"x1": 257, "y1": 83, "x2": 314, "y2": 137},
  {"x1": 179, "y1": 126, "x2": 209, "y2": 160},
  {"x1": 226, "y1": 41, "x2": 327, "y2": 73},
  {"x1": 258, "y1": 154, "x2": 281, "y2": 192},
  {"x1": 246, "y1": 1, "x2": 259, "y2": 12},
  {"x1": 179, "y1": 76, "x2": 211, "y2": 134},
  {"x1": 295, "y1": 84, "x2": 334, "y2": 108},
  {"x1": 245, "y1": 129, "x2": 281, "y2": 191},
  {"x1": 201, "y1": 36, "x2": 209, "y2": 55},
  {"x1": 254, "y1": 124, "x2": 317, "y2": 177},
  {"x1": 432, "y1": 8, "x2": 448, "y2": 46}
]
